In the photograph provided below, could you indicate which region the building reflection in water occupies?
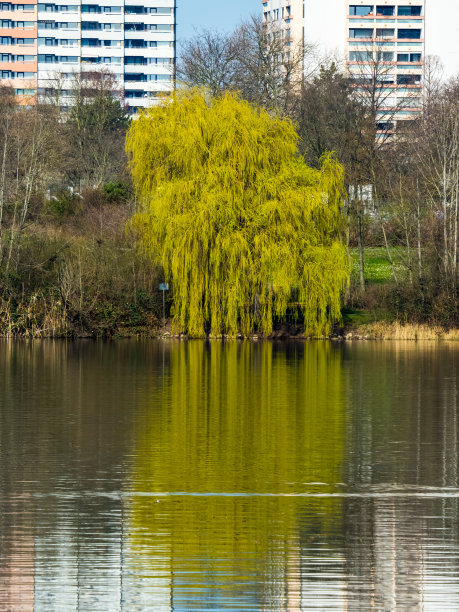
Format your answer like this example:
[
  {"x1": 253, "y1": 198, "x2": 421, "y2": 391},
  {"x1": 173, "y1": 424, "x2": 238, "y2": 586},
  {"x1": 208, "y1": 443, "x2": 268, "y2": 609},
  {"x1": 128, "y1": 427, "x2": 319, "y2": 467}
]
[
  {"x1": 0, "y1": 508, "x2": 35, "y2": 612},
  {"x1": 0, "y1": 340, "x2": 458, "y2": 609},
  {"x1": 341, "y1": 342, "x2": 459, "y2": 611}
]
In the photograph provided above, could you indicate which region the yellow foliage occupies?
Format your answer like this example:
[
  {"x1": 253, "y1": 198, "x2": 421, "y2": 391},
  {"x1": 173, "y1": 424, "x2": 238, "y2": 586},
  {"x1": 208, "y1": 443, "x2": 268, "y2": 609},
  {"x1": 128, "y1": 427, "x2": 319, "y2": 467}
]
[
  {"x1": 127, "y1": 91, "x2": 349, "y2": 337},
  {"x1": 128, "y1": 342, "x2": 347, "y2": 588}
]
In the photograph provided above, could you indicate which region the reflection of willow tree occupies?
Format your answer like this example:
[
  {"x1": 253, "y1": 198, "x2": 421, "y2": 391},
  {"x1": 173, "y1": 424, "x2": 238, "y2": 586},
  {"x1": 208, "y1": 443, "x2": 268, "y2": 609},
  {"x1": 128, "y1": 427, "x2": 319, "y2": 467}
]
[{"x1": 128, "y1": 342, "x2": 347, "y2": 605}]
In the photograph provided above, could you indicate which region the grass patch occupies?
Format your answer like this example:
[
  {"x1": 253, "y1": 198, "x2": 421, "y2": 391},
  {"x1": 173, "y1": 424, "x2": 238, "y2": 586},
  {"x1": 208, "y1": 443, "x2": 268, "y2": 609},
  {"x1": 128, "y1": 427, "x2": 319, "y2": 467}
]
[
  {"x1": 350, "y1": 247, "x2": 408, "y2": 284},
  {"x1": 342, "y1": 307, "x2": 393, "y2": 327},
  {"x1": 342, "y1": 309, "x2": 375, "y2": 326}
]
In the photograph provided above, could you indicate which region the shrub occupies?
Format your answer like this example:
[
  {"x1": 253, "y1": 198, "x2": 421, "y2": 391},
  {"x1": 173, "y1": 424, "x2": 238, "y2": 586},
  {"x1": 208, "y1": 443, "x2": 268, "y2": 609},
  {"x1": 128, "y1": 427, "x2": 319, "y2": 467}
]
[
  {"x1": 46, "y1": 188, "x2": 79, "y2": 217},
  {"x1": 103, "y1": 181, "x2": 131, "y2": 203}
]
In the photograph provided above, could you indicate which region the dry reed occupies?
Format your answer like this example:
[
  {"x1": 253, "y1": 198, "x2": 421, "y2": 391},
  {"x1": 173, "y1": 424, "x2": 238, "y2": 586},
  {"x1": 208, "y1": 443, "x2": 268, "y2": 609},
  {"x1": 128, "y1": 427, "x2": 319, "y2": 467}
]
[
  {"x1": 0, "y1": 294, "x2": 69, "y2": 338},
  {"x1": 357, "y1": 321, "x2": 459, "y2": 341}
]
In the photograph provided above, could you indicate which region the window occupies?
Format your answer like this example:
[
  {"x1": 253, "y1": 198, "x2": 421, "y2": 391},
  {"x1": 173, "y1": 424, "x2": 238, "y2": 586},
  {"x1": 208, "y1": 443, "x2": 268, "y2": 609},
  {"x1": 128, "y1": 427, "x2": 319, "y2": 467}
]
[
  {"x1": 377, "y1": 51, "x2": 394, "y2": 61},
  {"x1": 398, "y1": 6, "x2": 422, "y2": 16},
  {"x1": 125, "y1": 5, "x2": 144, "y2": 13},
  {"x1": 349, "y1": 28, "x2": 373, "y2": 38},
  {"x1": 125, "y1": 90, "x2": 144, "y2": 98},
  {"x1": 125, "y1": 56, "x2": 145, "y2": 64},
  {"x1": 398, "y1": 29, "x2": 421, "y2": 39},
  {"x1": 124, "y1": 73, "x2": 146, "y2": 82},
  {"x1": 376, "y1": 121, "x2": 394, "y2": 131},
  {"x1": 397, "y1": 74, "x2": 421, "y2": 85},
  {"x1": 376, "y1": 28, "x2": 394, "y2": 39},
  {"x1": 81, "y1": 4, "x2": 99, "y2": 12},
  {"x1": 81, "y1": 37, "x2": 100, "y2": 46},
  {"x1": 399, "y1": 96, "x2": 421, "y2": 108},
  {"x1": 82, "y1": 21, "x2": 101, "y2": 30},
  {"x1": 149, "y1": 7, "x2": 171, "y2": 13},
  {"x1": 377, "y1": 74, "x2": 395, "y2": 84},
  {"x1": 375, "y1": 6, "x2": 394, "y2": 16},
  {"x1": 125, "y1": 39, "x2": 145, "y2": 48},
  {"x1": 397, "y1": 52, "x2": 421, "y2": 63},
  {"x1": 349, "y1": 5, "x2": 373, "y2": 16},
  {"x1": 349, "y1": 50, "x2": 373, "y2": 61}
]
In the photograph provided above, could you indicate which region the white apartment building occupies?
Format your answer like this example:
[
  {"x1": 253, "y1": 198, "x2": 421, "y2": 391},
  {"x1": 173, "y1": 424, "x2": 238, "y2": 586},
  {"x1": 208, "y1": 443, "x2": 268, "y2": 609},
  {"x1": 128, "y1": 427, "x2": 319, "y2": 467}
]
[
  {"x1": 0, "y1": 0, "x2": 176, "y2": 111},
  {"x1": 262, "y1": 1, "x2": 459, "y2": 130}
]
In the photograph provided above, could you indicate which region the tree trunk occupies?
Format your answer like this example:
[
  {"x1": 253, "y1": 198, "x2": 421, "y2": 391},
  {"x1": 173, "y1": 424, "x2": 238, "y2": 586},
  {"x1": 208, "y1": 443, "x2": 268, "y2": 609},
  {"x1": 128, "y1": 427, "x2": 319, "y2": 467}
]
[
  {"x1": 357, "y1": 211, "x2": 365, "y2": 292},
  {"x1": 381, "y1": 221, "x2": 398, "y2": 283},
  {"x1": 417, "y1": 200, "x2": 422, "y2": 284}
]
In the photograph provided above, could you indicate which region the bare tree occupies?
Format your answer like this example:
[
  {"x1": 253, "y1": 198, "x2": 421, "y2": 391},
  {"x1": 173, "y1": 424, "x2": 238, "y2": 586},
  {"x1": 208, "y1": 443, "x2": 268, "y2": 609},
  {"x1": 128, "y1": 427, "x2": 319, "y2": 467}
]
[
  {"x1": 177, "y1": 16, "x2": 317, "y2": 114},
  {"x1": 350, "y1": 38, "x2": 421, "y2": 144},
  {"x1": 423, "y1": 55, "x2": 444, "y2": 105},
  {"x1": 346, "y1": 38, "x2": 424, "y2": 289},
  {"x1": 177, "y1": 30, "x2": 238, "y2": 97},
  {"x1": 67, "y1": 69, "x2": 129, "y2": 188},
  {"x1": 0, "y1": 87, "x2": 16, "y2": 268},
  {"x1": 2, "y1": 103, "x2": 62, "y2": 272},
  {"x1": 233, "y1": 16, "x2": 310, "y2": 113},
  {"x1": 414, "y1": 78, "x2": 459, "y2": 288}
]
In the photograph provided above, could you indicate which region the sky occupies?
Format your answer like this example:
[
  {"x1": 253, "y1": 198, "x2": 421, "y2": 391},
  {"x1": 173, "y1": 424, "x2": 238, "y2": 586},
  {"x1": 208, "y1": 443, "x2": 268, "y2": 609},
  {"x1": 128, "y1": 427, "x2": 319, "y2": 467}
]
[{"x1": 177, "y1": 0, "x2": 259, "y2": 42}]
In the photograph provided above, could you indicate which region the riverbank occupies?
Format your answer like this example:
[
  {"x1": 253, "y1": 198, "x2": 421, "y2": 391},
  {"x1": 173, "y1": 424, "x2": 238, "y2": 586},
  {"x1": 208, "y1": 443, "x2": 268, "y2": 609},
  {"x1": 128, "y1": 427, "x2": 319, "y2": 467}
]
[
  {"x1": 2, "y1": 315, "x2": 456, "y2": 340},
  {"x1": 340, "y1": 321, "x2": 459, "y2": 341},
  {"x1": 0, "y1": 193, "x2": 456, "y2": 341}
]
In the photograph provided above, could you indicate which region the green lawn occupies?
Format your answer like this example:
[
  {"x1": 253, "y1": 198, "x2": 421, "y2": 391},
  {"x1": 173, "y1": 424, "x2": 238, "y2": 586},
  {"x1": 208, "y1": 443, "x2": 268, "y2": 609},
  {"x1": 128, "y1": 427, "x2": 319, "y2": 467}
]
[{"x1": 350, "y1": 247, "x2": 408, "y2": 284}]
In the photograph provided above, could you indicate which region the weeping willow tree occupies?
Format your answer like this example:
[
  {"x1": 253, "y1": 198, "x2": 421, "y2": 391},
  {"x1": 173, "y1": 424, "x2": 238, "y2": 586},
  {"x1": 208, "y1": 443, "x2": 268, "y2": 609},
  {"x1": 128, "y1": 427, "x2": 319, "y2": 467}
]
[{"x1": 127, "y1": 91, "x2": 349, "y2": 337}]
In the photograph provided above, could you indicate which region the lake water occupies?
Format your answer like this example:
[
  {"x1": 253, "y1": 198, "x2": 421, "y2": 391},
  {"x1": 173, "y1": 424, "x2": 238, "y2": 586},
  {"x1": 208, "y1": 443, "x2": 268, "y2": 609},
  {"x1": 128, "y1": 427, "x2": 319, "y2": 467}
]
[{"x1": 0, "y1": 339, "x2": 458, "y2": 611}]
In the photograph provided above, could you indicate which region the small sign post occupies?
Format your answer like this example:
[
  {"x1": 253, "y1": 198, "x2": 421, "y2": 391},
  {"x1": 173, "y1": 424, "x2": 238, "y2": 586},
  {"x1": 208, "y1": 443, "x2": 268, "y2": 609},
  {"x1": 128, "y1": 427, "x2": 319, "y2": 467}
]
[{"x1": 159, "y1": 283, "x2": 169, "y2": 330}]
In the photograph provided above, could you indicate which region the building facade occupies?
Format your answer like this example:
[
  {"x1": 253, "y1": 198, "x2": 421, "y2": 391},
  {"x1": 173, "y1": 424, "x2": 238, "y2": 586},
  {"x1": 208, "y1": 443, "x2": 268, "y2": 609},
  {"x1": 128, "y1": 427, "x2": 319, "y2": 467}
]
[
  {"x1": 0, "y1": 0, "x2": 175, "y2": 110},
  {"x1": 346, "y1": 1, "x2": 425, "y2": 131},
  {"x1": 262, "y1": 1, "x2": 458, "y2": 130}
]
